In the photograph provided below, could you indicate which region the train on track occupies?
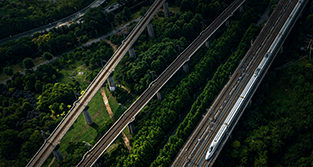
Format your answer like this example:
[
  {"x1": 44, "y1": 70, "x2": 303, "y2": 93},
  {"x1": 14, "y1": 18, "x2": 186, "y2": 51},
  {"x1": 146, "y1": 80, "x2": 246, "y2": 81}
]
[
  {"x1": 205, "y1": 49, "x2": 273, "y2": 160},
  {"x1": 205, "y1": 0, "x2": 304, "y2": 160}
]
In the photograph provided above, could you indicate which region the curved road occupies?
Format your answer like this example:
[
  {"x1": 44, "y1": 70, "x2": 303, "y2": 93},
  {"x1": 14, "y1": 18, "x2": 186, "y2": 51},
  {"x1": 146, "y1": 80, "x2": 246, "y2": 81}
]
[
  {"x1": 0, "y1": 0, "x2": 118, "y2": 45},
  {"x1": 0, "y1": 17, "x2": 141, "y2": 85},
  {"x1": 26, "y1": 0, "x2": 165, "y2": 166}
]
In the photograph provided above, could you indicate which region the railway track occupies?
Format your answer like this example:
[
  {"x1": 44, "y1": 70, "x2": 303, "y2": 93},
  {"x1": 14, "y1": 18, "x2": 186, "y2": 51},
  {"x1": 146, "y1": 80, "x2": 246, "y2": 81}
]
[
  {"x1": 27, "y1": 0, "x2": 166, "y2": 166},
  {"x1": 171, "y1": 0, "x2": 302, "y2": 166},
  {"x1": 77, "y1": 0, "x2": 246, "y2": 166}
]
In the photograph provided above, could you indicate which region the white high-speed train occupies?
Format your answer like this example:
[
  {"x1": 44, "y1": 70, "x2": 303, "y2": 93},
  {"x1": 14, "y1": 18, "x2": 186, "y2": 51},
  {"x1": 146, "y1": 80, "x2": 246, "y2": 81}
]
[
  {"x1": 205, "y1": 0, "x2": 303, "y2": 161},
  {"x1": 205, "y1": 51, "x2": 271, "y2": 160}
]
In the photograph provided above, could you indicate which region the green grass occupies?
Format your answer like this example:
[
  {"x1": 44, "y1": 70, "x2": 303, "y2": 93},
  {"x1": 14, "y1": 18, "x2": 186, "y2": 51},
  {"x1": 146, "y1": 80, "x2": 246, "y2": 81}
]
[
  {"x1": 106, "y1": 143, "x2": 120, "y2": 155},
  {"x1": 104, "y1": 86, "x2": 124, "y2": 120},
  {"x1": 106, "y1": 0, "x2": 118, "y2": 6},
  {"x1": 169, "y1": 6, "x2": 180, "y2": 13},
  {"x1": 42, "y1": 154, "x2": 55, "y2": 167},
  {"x1": 130, "y1": 10, "x2": 143, "y2": 21},
  {"x1": 59, "y1": 90, "x2": 109, "y2": 154},
  {"x1": 58, "y1": 60, "x2": 92, "y2": 89}
]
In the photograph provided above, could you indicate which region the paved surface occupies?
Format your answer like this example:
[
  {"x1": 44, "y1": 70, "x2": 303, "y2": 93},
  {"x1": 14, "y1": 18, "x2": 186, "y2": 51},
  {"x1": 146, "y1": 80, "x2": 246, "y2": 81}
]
[
  {"x1": 0, "y1": 0, "x2": 119, "y2": 45},
  {"x1": 77, "y1": 0, "x2": 244, "y2": 166},
  {"x1": 171, "y1": 0, "x2": 305, "y2": 166},
  {"x1": 0, "y1": 18, "x2": 141, "y2": 85},
  {"x1": 26, "y1": 0, "x2": 164, "y2": 165}
]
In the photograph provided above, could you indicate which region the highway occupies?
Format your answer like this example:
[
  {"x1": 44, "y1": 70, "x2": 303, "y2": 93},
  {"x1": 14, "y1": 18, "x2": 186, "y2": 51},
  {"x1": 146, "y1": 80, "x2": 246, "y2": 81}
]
[
  {"x1": 171, "y1": 0, "x2": 307, "y2": 167},
  {"x1": 26, "y1": 0, "x2": 166, "y2": 166},
  {"x1": 77, "y1": 0, "x2": 246, "y2": 166},
  {"x1": 0, "y1": 0, "x2": 110, "y2": 45}
]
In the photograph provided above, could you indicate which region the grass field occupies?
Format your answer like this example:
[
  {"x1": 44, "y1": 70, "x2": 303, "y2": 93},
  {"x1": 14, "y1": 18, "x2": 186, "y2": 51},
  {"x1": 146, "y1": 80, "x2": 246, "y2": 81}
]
[
  {"x1": 58, "y1": 60, "x2": 92, "y2": 90},
  {"x1": 42, "y1": 90, "x2": 109, "y2": 167},
  {"x1": 59, "y1": 90, "x2": 109, "y2": 150}
]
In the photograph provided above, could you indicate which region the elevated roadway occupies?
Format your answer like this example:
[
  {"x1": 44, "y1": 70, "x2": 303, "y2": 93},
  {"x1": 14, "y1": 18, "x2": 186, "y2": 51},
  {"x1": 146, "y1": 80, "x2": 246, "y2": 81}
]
[
  {"x1": 27, "y1": 0, "x2": 167, "y2": 166},
  {"x1": 171, "y1": 0, "x2": 307, "y2": 166},
  {"x1": 77, "y1": 0, "x2": 246, "y2": 166}
]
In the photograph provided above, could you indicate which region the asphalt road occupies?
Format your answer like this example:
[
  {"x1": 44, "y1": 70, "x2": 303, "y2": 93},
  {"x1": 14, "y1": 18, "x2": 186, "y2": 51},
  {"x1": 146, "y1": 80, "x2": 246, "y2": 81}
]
[
  {"x1": 0, "y1": 0, "x2": 120, "y2": 45},
  {"x1": 0, "y1": 17, "x2": 141, "y2": 85}
]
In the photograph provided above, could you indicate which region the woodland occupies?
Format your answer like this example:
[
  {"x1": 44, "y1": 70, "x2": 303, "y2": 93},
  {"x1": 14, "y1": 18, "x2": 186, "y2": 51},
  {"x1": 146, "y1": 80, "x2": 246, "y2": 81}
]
[{"x1": 0, "y1": 0, "x2": 312, "y2": 166}]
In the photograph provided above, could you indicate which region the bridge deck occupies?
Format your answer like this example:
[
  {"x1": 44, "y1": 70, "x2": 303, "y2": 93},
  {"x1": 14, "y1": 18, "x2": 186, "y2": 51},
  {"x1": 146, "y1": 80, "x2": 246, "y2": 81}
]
[
  {"x1": 77, "y1": 0, "x2": 246, "y2": 166},
  {"x1": 170, "y1": 0, "x2": 307, "y2": 166}
]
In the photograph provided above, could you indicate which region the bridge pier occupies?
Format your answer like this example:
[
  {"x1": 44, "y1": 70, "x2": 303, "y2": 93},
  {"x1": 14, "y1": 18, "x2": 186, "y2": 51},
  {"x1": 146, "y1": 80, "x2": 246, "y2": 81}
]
[
  {"x1": 128, "y1": 47, "x2": 136, "y2": 59},
  {"x1": 183, "y1": 63, "x2": 189, "y2": 73},
  {"x1": 128, "y1": 122, "x2": 136, "y2": 134},
  {"x1": 94, "y1": 162, "x2": 102, "y2": 167},
  {"x1": 177, "y1": 44, "x2": 183, "y2": 53},
  {"x1": 108, "y1": 73, "x2": 116, "y2": 91},
  {"x1": 205, "y1": 40, "x2": 210, "y2": 48},
  {"x1": 247, "y1": 99, "x2": 252, "y2": 109},
  {"x1": 239, "y1": 5, "x2": 244, "y2": 13},
  {"x1": 163, "y1": 2, "x2": 170, "y2": 18},
  {"x1": 53, "y1": 145, "x2": 63, "y2": 162},
  {"x1": 147, "y1": 22, "x2": 155, "y2": 38},
  {"x1": 157, "y1": 91, "x2": 163, "y2": 101},
  {"x1": 225, "y1": 20, "x2": 230, "y2": 27},
  {"x1": 83, "y1": 106, "x2": 93, "y2": 125}
]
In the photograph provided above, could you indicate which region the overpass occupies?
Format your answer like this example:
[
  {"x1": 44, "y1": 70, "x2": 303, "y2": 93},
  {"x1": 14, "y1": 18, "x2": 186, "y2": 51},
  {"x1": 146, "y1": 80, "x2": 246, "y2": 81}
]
[
  {"x1": 26, "y1": 0, "x2": 168, "y2": 166},
  {"x1": 171, "y1": 0, "x2": 308, "y2": 166},
  {"x1": 77, "y1": 0, "x2": 246, "y2": 166}
]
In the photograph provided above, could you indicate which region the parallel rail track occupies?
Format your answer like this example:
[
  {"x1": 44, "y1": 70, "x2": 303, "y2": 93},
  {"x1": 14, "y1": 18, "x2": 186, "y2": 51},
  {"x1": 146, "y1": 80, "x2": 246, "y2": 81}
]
[
  {"x1": 77, "y1": 0, "x2": 245, "y2": 166},
  {"x1": 171, "y1": 0, "x2": 303, "y2": 166},
  {"x1": 27, "y1": 0, "x2": 166, "y2": 166}
]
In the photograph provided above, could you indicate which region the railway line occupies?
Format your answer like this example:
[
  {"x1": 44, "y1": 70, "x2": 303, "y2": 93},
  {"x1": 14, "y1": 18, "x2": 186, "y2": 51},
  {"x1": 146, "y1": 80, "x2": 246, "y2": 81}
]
[
  {"x1": 26, "y1": 0, "x2": 166, "y2": 166},
  {"x1": 171, "y1": 0, "x2": 306, "y2": 166},
  {"x1": 77, "y1": 0, "x2": 246, "y2": 166}
]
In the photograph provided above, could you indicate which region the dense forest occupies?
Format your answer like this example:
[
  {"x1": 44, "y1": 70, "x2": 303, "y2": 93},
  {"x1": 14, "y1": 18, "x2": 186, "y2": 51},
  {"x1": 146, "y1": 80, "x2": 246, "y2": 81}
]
[
  {"x1": 0, "y1": 0, "x2": 95, "y2": 39},
  {"x1": 215, "y1": 1, "x2": 313, "y2": 166},
  {"x1": 0, "y1": 40, "x2": 114, "y2": 166},
  {"x1": 100, "y1": 0, "x2": 270, "y2": 166},
  {"x1": 0, "y1": 0, "x2": 312, "y2": 166},
  {"x1": 0, "y1": 4, "x2": 124, "y2": 73}
]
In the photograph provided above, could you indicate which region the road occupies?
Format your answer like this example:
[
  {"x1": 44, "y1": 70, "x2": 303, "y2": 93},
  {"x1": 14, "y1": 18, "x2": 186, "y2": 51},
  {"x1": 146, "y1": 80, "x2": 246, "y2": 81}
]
[
  {"x1": 0, "y1": 0, "x2": 116, "y2": 45},
  {"x1": 171, "y1": 0, "x2": 305, "y2": 166},
  {"x1": 26, "y1": 0, "x2": 166, "y2": 166},
  {"x1": 0, "y1": 17, "x2": 141, "y2": 86},
  {"x1": 77, "y1": 0, "x2": 245, "y2": 166}
]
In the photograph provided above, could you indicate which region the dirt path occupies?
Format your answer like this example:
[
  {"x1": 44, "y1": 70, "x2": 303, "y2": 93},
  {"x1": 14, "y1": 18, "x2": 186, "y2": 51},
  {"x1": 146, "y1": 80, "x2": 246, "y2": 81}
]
[
  {"x1": 101, "y1": 87, "x2": 116, "y2": 121},
  {"x1": 103, "y1": 39, "x2": 118, "y2": 52},
  {"x1": 100, "y1": 87, "x2": 132, "y2": 152},
  {"x1": 116, "y1": 84, "x2": 135, "y2": 97}
]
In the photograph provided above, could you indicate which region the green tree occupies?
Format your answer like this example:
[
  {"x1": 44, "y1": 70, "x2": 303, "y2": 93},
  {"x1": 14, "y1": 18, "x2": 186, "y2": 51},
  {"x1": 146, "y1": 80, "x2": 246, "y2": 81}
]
[
  {"x1": 42, "y1": 52, "x2": 53, "y2": 61},
  {"x1": 3, "y1": 66, "x2": 13, "y2": 76},
  {"x1": 23, "y1": 58, "x2": 35, "y2": 70},
  {"x1": 122, "y1": 7, "x2": 131, "y2": 21}
]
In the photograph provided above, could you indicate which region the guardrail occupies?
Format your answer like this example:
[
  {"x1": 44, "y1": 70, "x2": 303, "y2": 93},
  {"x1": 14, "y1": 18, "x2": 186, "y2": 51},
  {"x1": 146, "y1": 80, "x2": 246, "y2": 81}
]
[
  {"x1": 27, "y1": 0, "x2": 164, "y2": 166},
  {"x1": 0, "y1": 0, "x2": 107, "y2": 45}
]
